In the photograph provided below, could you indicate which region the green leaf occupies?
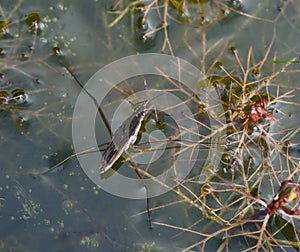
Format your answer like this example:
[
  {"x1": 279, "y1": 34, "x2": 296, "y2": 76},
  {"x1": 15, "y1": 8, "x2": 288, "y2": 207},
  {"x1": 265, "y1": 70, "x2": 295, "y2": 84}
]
[
  {"x1": 11, "y1": 88, "x2": 25, "y2": 98},
  {"x1": 275, "y1": 215, "x2": 299, "y2": 251},
  {"x1": 249, "y1": 187, "x2": 259, "y2": 197},
  {"x1": 0, "y1": 21, "x2": 10, "y2": 32},
  {"x1": 25, "y1": 13, "x2": 40, "y2": 27},
  {"x1": 0, "y1": 91, "x2": 9, "y2": 104}
]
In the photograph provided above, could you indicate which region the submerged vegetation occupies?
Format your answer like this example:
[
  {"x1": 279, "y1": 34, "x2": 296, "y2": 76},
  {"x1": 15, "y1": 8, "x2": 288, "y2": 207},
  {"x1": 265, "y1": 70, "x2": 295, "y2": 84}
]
[
  {"x1": 1, "y1": 0, "x2": 300, "y2": 251},
  {"x1": 108, "y1": 0, "x2": 242, "y2": 54},
  {"x1": 149, "y1": 47, "x2": 300, "y2": 250}
]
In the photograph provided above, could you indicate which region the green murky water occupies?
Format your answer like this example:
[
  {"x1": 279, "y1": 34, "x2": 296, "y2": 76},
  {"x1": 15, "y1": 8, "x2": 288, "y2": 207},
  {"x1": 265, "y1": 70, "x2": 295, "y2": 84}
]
[{"x1": 1, "y1": 0, "x2": 300, "y2": 251}]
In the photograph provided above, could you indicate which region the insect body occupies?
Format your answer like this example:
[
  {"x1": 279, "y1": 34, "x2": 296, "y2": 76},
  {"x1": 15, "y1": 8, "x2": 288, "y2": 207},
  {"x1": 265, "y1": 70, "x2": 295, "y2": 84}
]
[{"x1": 99, "y1": 100, "x2": 154, "y2": 174}]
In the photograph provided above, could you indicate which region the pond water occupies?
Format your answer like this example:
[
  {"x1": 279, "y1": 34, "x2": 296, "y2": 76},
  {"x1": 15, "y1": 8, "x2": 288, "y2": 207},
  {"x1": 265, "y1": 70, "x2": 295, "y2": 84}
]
[{"x1": 1, "y1": 0, "x2": 300, "y2": 251}]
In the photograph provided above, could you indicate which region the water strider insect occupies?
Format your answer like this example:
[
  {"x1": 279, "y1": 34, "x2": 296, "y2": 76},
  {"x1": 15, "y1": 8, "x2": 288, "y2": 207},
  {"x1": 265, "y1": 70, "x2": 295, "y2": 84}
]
[
  {"x1": 99, "y1": 95, "x2": 156, "y2": 174},
  {"x1": 59, "y1": 61, "x2": 161, "y2": 174},
  {"x1": 37, "y1": 63, "x2": 162, "y2": 227},
  {"x1": 97, "y1": 85, "x2": 163, "y2": 229}
]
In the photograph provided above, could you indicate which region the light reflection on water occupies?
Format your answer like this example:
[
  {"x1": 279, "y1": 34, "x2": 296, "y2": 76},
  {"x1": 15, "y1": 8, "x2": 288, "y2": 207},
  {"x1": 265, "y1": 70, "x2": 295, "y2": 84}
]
[{"x1": 0, "y1": 0, "x2": 300, "y2": 251}]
